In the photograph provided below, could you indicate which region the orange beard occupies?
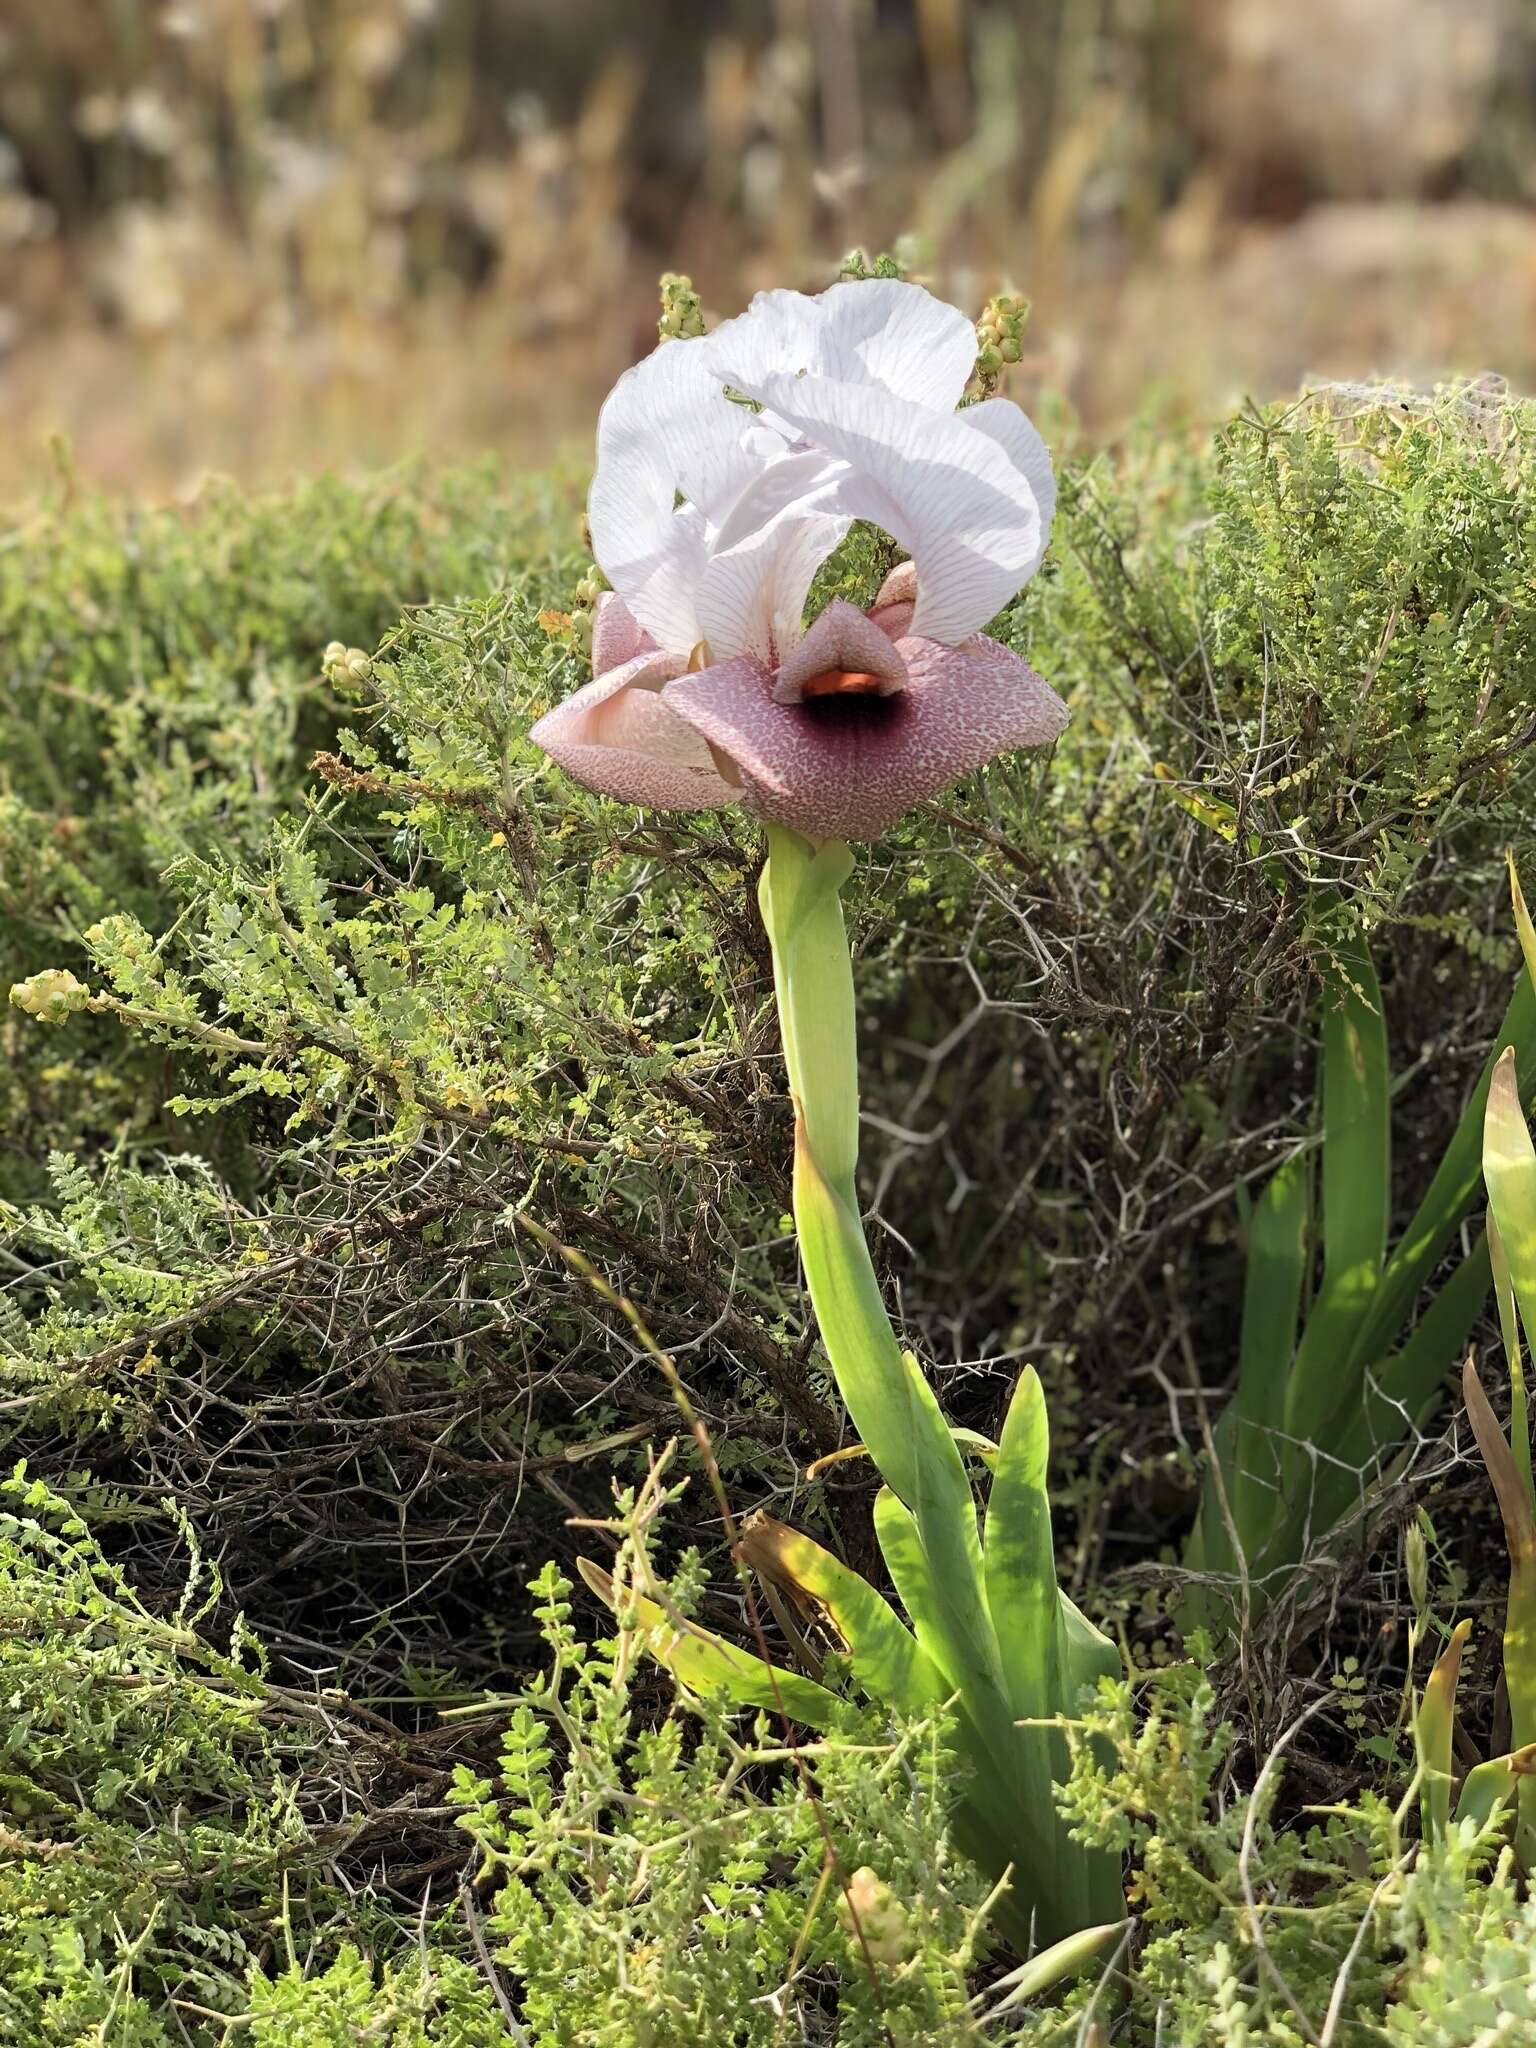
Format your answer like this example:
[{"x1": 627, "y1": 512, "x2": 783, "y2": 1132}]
[{"x1": 798, "y1": 668, "x2": 885, "y2": 700}]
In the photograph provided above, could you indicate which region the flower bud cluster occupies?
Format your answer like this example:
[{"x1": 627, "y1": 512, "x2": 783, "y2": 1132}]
[
  {"x1": 973, "y1": 290, "x2": 1031, "y2": 396},
  {"x1": 835, "y1": 1867, "x2": 913, "y2": 1968},
  {"x1": 837, "y1": 246, "x2": 908, "y2": 282},
  {"x1": 9, "y1": 968, "x2": 89, "y2": 1023},
  {"x1": 657, "y1": 272, "x2": 705, "y2": 342},
  {"x1": 323, "y1": 641, "x2": 374, "y2": 691},
  {"x1": 568, "y1": 568, "x2": 606, "y2": 655}
]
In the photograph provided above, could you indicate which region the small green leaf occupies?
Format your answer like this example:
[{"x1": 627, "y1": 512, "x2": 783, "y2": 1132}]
[
  {"x1": 575, "y1": 1558, "x2": 839, "y2": 1729},
  {"x1": 1152, "y1": 763, "x2": 1237, "y2": 840},
  {"x1": 732, "y1": 1513, "x2": 945, "y2": 1717},
  {"x1": 985, "y1": 1918, "x2": 1125, "y2": 2011}
]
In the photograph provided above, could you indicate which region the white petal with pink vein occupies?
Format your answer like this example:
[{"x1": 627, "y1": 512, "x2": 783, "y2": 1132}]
[{"x1": 532, "y1": 279, "x2": 1066, "y2": 835}]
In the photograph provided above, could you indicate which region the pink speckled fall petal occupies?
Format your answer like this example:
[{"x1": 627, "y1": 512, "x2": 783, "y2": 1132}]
[
  {"x1": 663, "y1": 634, "x2": 1069, "y2": 841},
  {"x1": 869, "y1": 597, "x2": 916, "y2": 641},
  {"x1": 528, "y1": 647, "x2": 737, "y2": 810},
  {"x1": 591, "y1": 592, "x2": 656, "y2": 677}
]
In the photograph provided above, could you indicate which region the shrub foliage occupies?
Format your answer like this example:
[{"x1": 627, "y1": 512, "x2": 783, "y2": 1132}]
[{"x1": 3, "y1": 383, "x2": 1536, "y2": 2037}]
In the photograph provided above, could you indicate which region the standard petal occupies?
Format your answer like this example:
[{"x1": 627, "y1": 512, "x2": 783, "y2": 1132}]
[
  {"x1": 587, "y1": 338, "x2": 757, "y2": 650},
  {"x1": 529, "y1": 649, "x2": 737, "y2": 810},
  {"x1": 591, "y1": 592, "x2": 656, "y2": 677},
  {"x1": 663, "y1": 635, "x2": 1068, "y2": 841},
  {"x1": 694, "y1": 449, "x2": 851, "y2": 663},
  {"x1": 696, "y1": 511, "x2": 850, "y2": 666},
  {"x1": 960, "y1": 398, "x2": 1057, "y2": 582},
  {"x1": 811, "y1": 280, "x2": 979, "y2": 412},
  {"x1": 702, "y1": 289, "x2": 823, "y2": 390},
  {"x1": 706, "y1": 281, "x2": 978, "y2": 414},
  {"x1": 728, "y1": 373, "x2": 1048, "y2": 644}
]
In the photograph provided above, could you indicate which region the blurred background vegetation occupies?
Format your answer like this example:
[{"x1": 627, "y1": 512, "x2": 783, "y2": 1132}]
[
  {"x1": 2, "y1": 0, "x2": 1535, "y2": 494},
  {"x1": 5, "y1": 10, "x2": 1536, "y2": 2033}
]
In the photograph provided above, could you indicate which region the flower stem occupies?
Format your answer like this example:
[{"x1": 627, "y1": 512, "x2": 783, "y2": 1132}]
[
  {"x1": 757, "y1": 822, "x2": 1124, "y2": 1950},
  {"x1": 758, "y1": 823, "x2": 860, "y2": 1198},
  {"x1": 757, "y1": 824, "x2": 970, "y2": 1520}
]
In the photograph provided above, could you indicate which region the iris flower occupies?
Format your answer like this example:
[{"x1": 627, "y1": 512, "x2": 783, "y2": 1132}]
[{"x1": 530, "y1": 280, "x2": 1066, "y2": 841}]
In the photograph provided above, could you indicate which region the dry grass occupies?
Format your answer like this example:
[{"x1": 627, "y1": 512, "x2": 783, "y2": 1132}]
[{"x1": 1, "y1": 0, "x2": 1535, "y2": 493}]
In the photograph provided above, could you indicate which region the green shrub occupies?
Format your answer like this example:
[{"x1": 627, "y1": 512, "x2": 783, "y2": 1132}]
[
  {"x1": 6, "y1": 388, "x2": 1533, "y2": 1645},
  {"x1": 246, "y1": 1947, "x2": 512, "y2": 2047},
  {"x1": 0, "y1": 455, "x2": 570, "y2": 1201},
  {"x1": 0, "y1": 1466, "x2": 313, "y2": 2042},
  {"x1": 447, "y1": 1464, "x2": 1001, "y2": 2047},
  {"x1": 4, "y1": 385, "x2": 1536, "y2": 2038}
]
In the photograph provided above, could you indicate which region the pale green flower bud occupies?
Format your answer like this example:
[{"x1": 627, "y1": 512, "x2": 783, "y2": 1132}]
[
  {"x1": 971, "y1": 289, "x2": 1032, "y2": 396},
  {"x1": 1406, "y1": 1512, "x2": 1431, "y2": 1616},
  {"x1": 836, "y1": 1867, "x2": 912, "y2": 1968},
  {"x1": 838, "y1": 246, "x2": 909, "y2": 283},
  {"x1": 323, "y1": 643, "x2": 374, "y2": 689}
]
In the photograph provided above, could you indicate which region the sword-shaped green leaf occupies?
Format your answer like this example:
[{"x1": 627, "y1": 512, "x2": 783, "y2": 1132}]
[
  {"x1": 983, "y1": 1367, "x2": 1062, "y2": 1724},
  {"x1": 1463, "y1": 1355, "x2": 1536, "y2": 1863},
  {"x1": 1203, "y1": 1152, "x2": 1312, "y2": 1576},
  {"x1": 1456, "y1": 1745, "x2": 1536, "y2": 1833},
  {"x1": 1341, "y1": 966, "x2": 1536, "y2": 1381},
  {"x1": 1486, "y1": 1048, "x2": 1536, "y2": 1359},
  {"x1": 1491, "y1": 1210, "x2": 1534, "y2": 1513},
  {"x1": 1057, "y1": 1591, "x2": 1122, "y2": 1707},
  {"x1": 1511, "y1": 852, "x2": 1536, "y2": 996},
  {"x1": 1285, "y1": 933, "x2": 1389, "y2": 1442},
  {"x1": 1295, "y1": 1241, "x2": 1493, "y2": 1550}
]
